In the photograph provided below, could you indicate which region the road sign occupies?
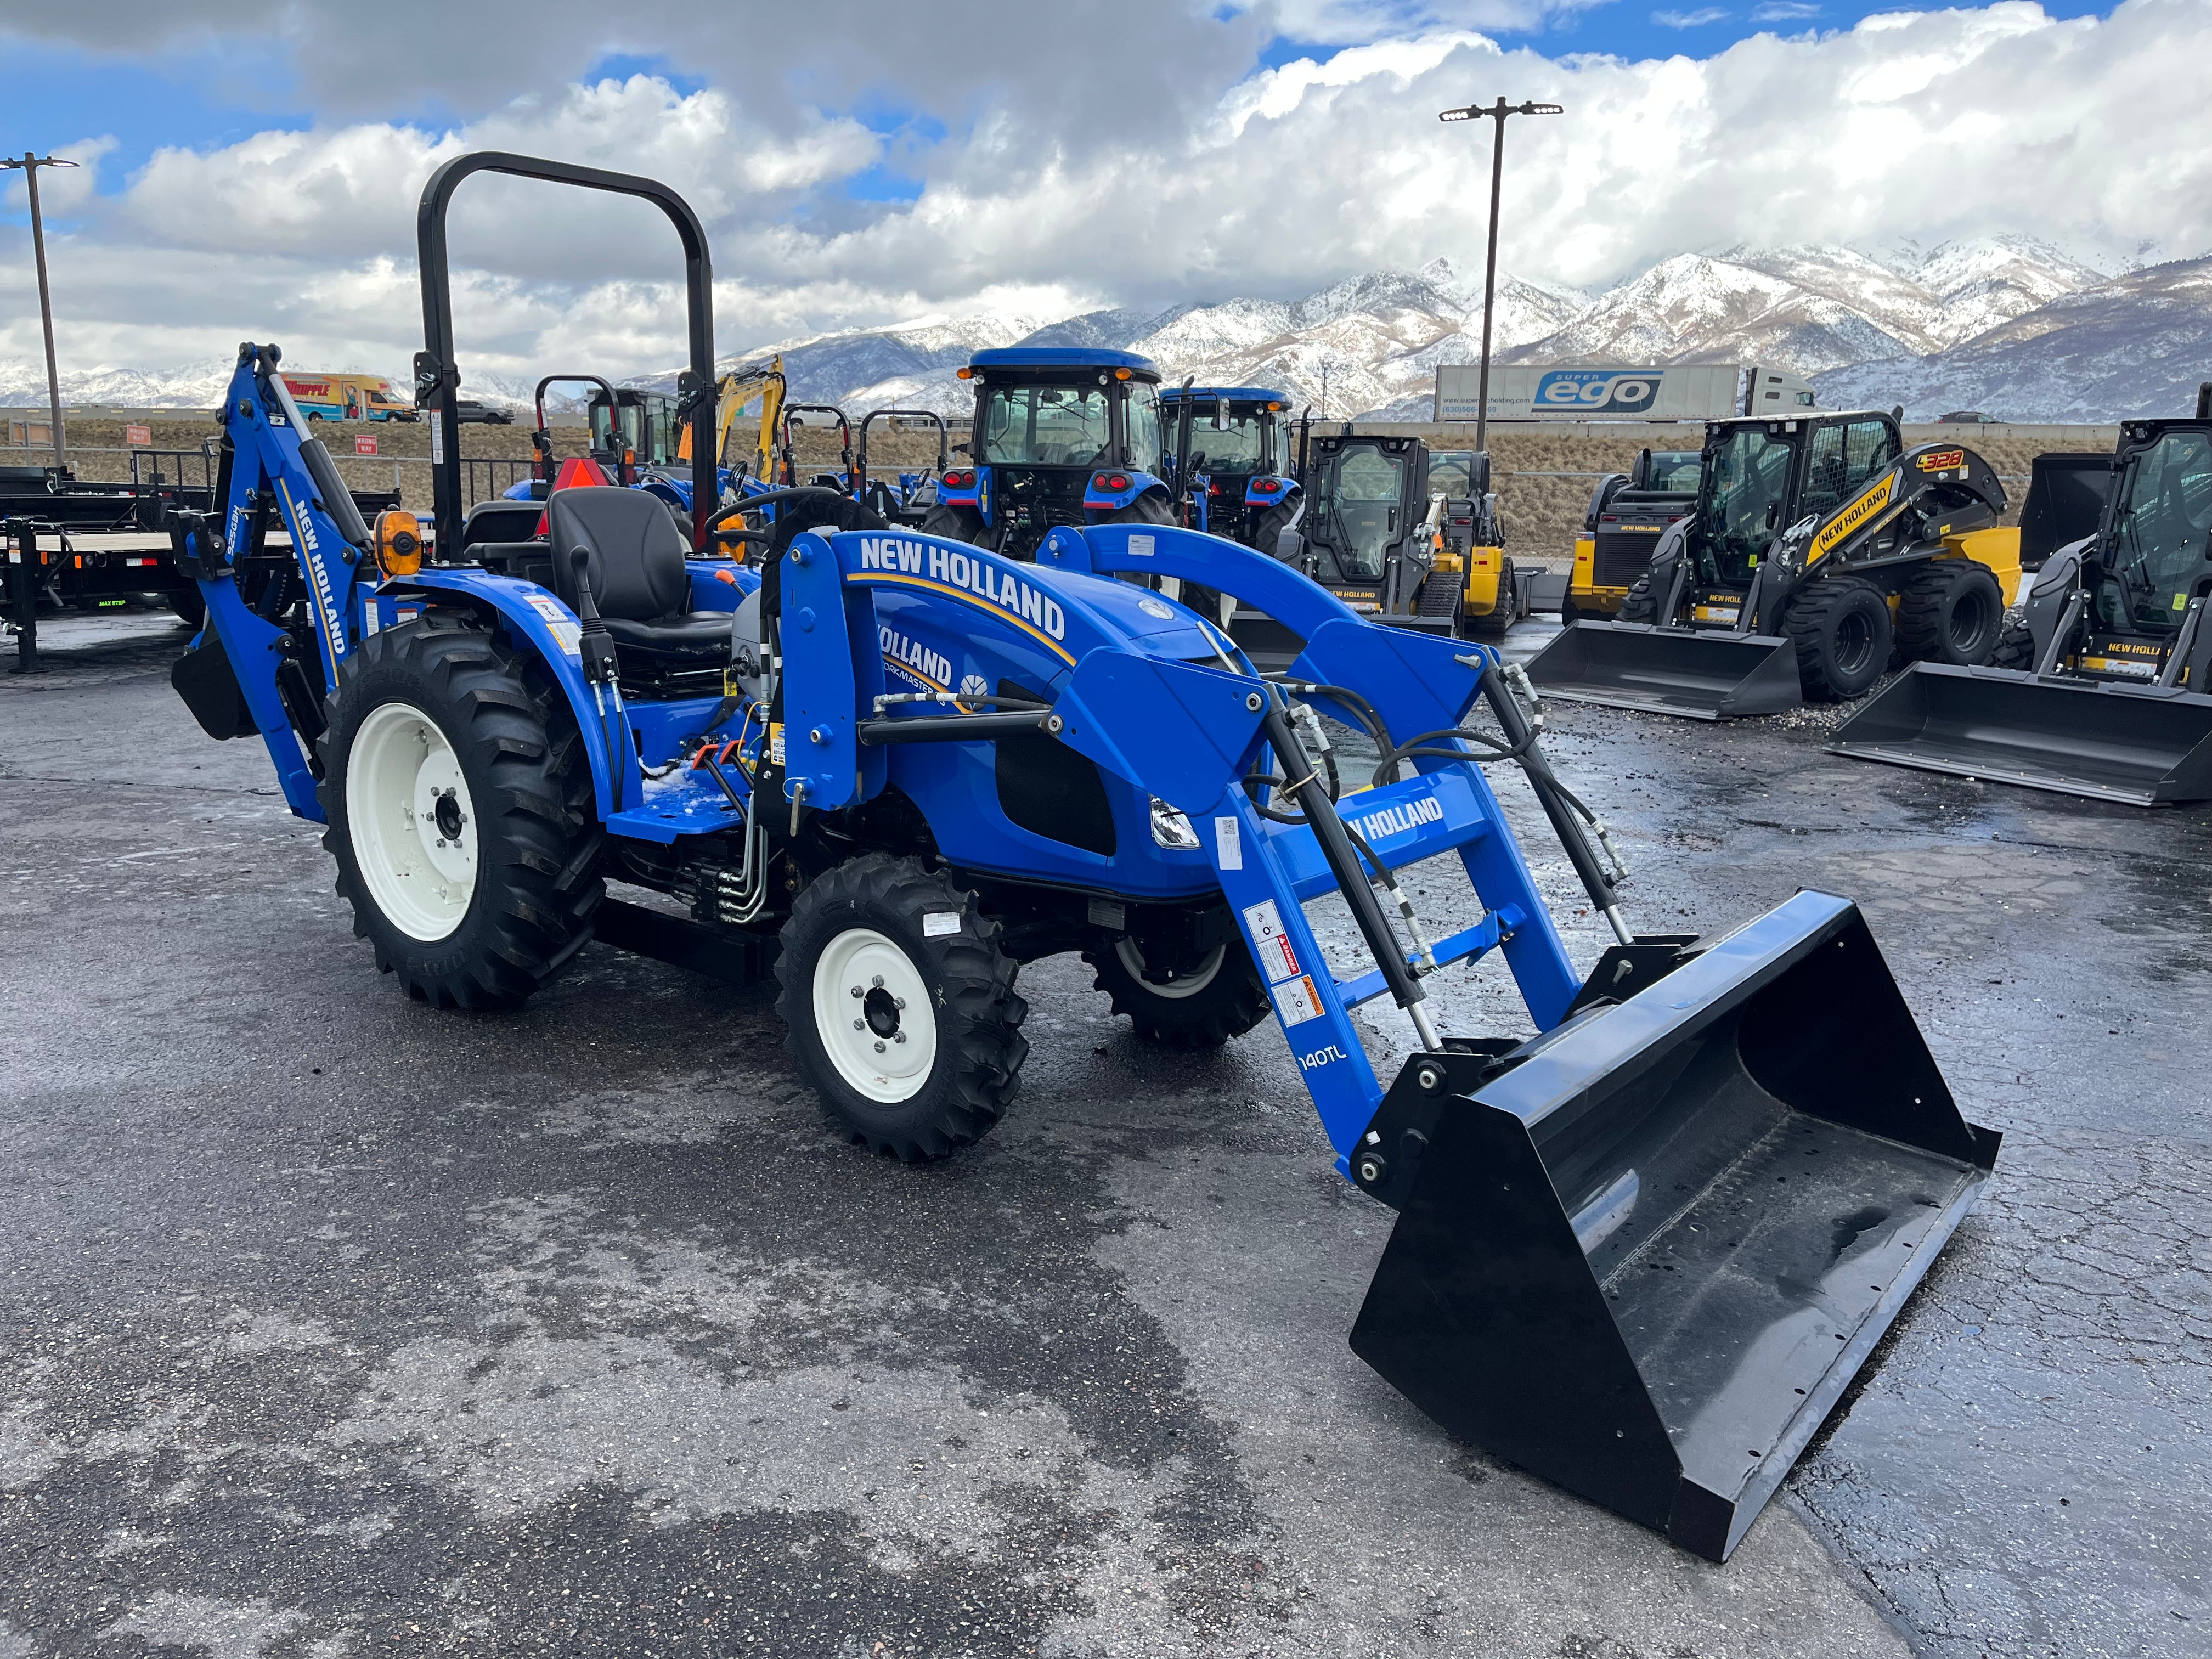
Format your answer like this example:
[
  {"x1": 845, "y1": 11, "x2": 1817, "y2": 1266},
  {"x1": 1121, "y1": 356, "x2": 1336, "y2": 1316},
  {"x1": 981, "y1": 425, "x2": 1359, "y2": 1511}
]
[
  {"x1": 125, "y1": 423, "x2": 152, "y2": 446},
  {"x1": 354, "y1": 435, "x2": 378, "y2": 456}
]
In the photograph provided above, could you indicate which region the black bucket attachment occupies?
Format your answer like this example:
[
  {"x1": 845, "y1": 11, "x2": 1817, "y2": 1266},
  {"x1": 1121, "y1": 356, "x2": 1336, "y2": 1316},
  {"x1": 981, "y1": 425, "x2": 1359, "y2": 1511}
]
[
  {"x1": 1829, "y1": 663, "x2": 2212, "y2": 806},
  {"x1": 1524, "y1": 620, "x2": 1803, "y2": 720},
  {"x1": 1349, "y1": 891, "x2": 1998, "y2": 1562},
  {"x1": 1227, "y1": 608, "x2": 1305, "y2": 675}
]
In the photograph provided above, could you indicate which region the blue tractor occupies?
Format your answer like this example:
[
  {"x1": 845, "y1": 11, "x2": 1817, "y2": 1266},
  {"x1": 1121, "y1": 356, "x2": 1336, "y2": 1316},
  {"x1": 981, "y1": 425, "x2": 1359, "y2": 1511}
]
[
  {"x1": 161, "y1": 152, "x2": 2003, "y2": 1565},
  {"x1": 923, "y1": 348, "x2": 1176, "y2": 560},
  {"x1": 1159, "y1": 384, "x2": 1301, "y2": 551}
]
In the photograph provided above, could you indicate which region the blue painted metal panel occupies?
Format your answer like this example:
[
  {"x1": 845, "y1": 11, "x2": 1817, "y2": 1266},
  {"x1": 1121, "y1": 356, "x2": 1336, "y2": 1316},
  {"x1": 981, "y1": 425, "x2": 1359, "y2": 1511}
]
[{"x1": 969, "y1": 347, "x2": 1160, "y2": 376}]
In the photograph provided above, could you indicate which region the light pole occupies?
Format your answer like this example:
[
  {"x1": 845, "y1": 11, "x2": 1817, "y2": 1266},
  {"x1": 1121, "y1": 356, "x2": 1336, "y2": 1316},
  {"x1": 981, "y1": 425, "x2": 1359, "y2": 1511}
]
[
  {"x1": 1437, "y1": 99, "x2": 1560, "y2": 455},
  {"x1": 1, "y1": 153, "x2": 78, "y2": 470}
]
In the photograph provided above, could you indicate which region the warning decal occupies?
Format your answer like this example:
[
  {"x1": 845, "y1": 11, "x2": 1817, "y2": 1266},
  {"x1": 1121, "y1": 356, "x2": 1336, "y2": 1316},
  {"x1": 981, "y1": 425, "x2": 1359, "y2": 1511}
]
[
  {"x1": 1241, "y1": 899, "x2": 1301, "y2": 983},
  {"x1": 1271, "y1": 976, "x2": 1326, "y2": 1028}
]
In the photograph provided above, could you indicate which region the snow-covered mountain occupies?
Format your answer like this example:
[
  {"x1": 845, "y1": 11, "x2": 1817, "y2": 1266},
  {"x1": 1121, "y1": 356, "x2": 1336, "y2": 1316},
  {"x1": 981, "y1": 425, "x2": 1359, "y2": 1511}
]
[
  {"x1": 1814, "y1": 256, "x2": 2212, "y2": 421},
  {"x1": 12, "y1": 238, "x2": 2207, "y2": 424}
]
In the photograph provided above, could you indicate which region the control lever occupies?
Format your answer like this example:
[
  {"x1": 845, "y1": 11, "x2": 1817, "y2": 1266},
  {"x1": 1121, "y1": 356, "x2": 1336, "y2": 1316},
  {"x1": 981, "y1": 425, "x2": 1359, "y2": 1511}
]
[
  {"x1": 568, "y1": 546, "x2": 620, "y2": 685},
  {"x1": 569, "y1": 545, "x2": 630, "y2": 811}
]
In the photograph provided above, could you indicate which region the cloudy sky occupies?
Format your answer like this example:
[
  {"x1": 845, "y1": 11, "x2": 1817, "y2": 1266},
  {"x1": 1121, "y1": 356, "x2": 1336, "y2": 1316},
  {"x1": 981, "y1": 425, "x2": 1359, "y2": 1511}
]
[{"x1": 2, "y1": 0, "x2": 2200, "y2": 385}]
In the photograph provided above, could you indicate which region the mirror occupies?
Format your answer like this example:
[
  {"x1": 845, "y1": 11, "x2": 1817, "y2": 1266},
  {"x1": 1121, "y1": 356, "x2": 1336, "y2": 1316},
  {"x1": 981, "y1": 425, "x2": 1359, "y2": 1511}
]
[
  {"x1": 1765, "y1": 503, "x2": 1780, "y2": 529},
  {"x1": 1214, "y1": 398, "x2": 1231, "y2": 432}
]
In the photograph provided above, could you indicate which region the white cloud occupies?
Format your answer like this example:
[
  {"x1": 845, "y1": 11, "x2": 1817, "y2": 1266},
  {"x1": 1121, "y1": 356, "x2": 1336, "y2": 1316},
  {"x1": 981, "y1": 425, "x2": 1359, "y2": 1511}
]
[
  {"x1": 1, "y1": 2, "x2": 2207, "y2": 386},
  {"x1": 1654, "y1": 8, "x2": 1731, "y2": 25},
  {"x1": 1752, "y1": 2, "x2": 1823, "y2": 18}
]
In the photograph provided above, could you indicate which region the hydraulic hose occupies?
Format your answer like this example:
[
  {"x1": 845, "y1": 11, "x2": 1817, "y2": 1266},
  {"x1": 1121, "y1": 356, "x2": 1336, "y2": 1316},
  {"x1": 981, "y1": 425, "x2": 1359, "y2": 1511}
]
[{"x1": 1258, "y1": 693, "x2": 1440, "y2": 1049}]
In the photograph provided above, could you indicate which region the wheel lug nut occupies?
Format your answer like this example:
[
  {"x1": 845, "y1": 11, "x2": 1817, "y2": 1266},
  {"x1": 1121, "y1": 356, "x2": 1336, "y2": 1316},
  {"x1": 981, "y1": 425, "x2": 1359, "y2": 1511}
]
[
  {"x1": 873, "y1": 1041, "x2": 885, "y2": 1053},
  {"x1": 871, "y1": 975, "x2": 883, "y2": 988},
  {"x1": 851, "y1": 1019, "x2": 864, "y2": 1030},
  {"x1": 851, "y1": 986, "x2": 863, "y2": 997},
  {"x1": 894, "y1": 997, "x2": 905, "y2": 1009},
  {"x1": 893, "y1": 1032, "x2": 906, "y2": 1044}
]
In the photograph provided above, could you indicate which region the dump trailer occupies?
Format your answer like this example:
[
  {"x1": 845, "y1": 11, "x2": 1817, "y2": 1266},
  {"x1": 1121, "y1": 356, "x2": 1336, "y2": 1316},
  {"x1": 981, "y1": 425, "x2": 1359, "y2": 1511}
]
[
  {"x1": 164, "y1": 151, "x2": 2001, "y2": 1562},
  {"x1": 1233, "y1": 426, "x2": 1525, "y2": 669},
  {"x1": 1566, "y1": 448, "x2": 1700, "y2": 620},
  {"x1": 1159, "y1": 385, "x2": 1301, "y2": 550},
  {"x1": 1831, "y1": 396, "x2": 2212, "y2": 804},
  {"x1": 1527, "y1": 411, "x2": 2018, "y2": 719}
]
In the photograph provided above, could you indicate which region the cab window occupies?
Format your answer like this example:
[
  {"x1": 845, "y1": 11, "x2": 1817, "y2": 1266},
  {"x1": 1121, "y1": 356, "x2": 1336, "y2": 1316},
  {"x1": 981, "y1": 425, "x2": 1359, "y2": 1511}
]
[
  {"x1": 2107, "y1": 431, "x2": 2212, "y2": 629},
  {"x1": 1122, "y1": 382, "x2": 1164, "y2": 472},
  {"x1": 979, "y1": 383, "x2": 1110, "y2": 467}
]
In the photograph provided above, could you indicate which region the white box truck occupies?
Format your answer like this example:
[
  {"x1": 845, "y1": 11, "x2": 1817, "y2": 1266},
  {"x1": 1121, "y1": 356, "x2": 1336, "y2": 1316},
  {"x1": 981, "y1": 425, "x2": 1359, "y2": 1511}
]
[{"x1": 1435, "y1": 363, "x2": 1818, "y2": 422}]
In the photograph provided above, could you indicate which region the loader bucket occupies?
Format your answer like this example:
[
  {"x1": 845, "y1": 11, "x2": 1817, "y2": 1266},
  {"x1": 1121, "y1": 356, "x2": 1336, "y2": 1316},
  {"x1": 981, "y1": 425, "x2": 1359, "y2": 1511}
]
[
  {"x1": 1827, "y1": 663, "x2": 2212, "y2": 806},
  {"x1": 1350, "y1": 891, "x2": 1998, "y2": 1562},
  {"x1": 1523, "y1": 621, "x2": 1803, "y2": 720}
]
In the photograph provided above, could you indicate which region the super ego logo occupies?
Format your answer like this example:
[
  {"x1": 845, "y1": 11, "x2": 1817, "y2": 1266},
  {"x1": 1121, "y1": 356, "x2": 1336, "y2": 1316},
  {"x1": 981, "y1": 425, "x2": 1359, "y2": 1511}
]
[{"x1": 1534, "y1": 370, "x2": 1662, "y2": 414}]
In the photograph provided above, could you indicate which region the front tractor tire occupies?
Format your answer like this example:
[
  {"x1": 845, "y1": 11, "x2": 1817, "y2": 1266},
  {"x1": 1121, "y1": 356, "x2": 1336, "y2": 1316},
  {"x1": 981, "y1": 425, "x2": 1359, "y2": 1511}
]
[
  {"x1": 776, "y1": 855, "x2": 1029, "y2": 1161},
  {"x1": 318, "y1": 616, "x2": 603, "y2": 1009},
  {"x1": 1084, "y1": 933, "x2": 1270, "y2": 1049},
  {"x1": 1782, "y1": 575, "x2": 1892, "y2": 701},
  {"x1": 1897, "y1": 560, "x2": 2006, "y2": 666}
]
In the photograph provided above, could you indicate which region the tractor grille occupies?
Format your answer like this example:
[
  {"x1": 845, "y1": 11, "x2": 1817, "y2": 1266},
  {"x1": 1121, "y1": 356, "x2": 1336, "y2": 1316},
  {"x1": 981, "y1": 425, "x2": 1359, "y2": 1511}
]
[{"x1": 1593, "y1": 527, "x2": 1663, "y2": 589}]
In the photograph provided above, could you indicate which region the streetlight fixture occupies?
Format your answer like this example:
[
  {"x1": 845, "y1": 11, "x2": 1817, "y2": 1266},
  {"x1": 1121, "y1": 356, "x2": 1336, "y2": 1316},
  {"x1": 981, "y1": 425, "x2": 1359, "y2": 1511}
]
[
  {"x1": 1, "y1": 153, "x2": 79, "y2": 470},
  {"x1": 1437, "y1": 99, "x2": 1560, "y2": 454}
]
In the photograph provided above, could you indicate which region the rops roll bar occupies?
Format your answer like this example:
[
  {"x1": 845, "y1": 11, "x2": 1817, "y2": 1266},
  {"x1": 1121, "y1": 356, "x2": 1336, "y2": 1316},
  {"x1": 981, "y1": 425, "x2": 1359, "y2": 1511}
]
[{"x1": 414, "y1": 152, "x2": 715, "y2": 552}]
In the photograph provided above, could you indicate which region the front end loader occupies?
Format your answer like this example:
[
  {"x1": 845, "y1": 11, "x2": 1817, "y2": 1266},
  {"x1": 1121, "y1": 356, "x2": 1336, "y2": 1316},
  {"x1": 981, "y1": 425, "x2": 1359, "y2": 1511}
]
[
  {"x1": 163, "y1": 150, "x2": 2002, "y2": 1564},
  {"x1": 1831, "y1": 395, "x2": 2212, "y2": 804},
  {"x1": 1528, "y1": 411, "x2": 2019, "y2": 719}
]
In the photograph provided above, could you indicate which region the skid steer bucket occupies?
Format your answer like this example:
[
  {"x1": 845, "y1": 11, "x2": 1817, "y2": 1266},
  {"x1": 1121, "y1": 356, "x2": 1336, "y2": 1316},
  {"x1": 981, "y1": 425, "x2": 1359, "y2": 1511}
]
[
  {"x1": 1523, "y1": 621, "x2": 1803, "y2": 720},
  {"x1": 1828, "y1": 663, "x2": 2212, "y2": 806},
  {"x1": 1350, "y1": 891, "x2": 1999, "y2": 1562}
]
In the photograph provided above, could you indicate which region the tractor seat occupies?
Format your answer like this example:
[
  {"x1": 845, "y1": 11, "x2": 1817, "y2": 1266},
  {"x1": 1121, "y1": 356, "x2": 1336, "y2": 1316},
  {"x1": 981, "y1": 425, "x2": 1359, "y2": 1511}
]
[{"x1": 546, "y1": 487, "x2": 725, "y2": 663}]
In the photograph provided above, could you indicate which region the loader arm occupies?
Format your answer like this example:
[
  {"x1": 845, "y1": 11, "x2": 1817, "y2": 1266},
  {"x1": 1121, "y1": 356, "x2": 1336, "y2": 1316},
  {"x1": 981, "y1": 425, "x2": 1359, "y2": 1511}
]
[{"x1": 171, "y1": 345, "x2": 380, "y2": 819}]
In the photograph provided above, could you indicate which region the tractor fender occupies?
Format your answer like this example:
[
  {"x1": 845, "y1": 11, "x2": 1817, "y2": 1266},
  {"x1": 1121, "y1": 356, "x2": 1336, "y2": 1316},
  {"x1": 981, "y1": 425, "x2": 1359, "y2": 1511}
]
[
  {"x1": 394, "y1": 567, "x2": 627, "y2": 821},
  {"x1": 1245, "y1": 475, "x2": 1299, "y2": 510},
  {"x1": 1081, "y1": 468, "x2": 1167, "y2": 514}
]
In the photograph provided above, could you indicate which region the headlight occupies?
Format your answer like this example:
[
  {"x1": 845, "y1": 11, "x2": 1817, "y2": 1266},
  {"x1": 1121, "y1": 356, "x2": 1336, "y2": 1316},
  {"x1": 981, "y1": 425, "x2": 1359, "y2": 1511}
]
[{"x1": 1149, "y1": 797, "x2": 1199, "y2": 850}]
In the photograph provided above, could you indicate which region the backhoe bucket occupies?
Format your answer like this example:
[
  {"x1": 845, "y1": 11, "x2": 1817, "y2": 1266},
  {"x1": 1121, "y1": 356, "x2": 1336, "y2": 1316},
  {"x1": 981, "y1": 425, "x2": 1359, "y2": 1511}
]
[
  {"x1": 1524, "y1": 621, "x2": 1803, "y2": 720},
  {"x1": 1829, "y1": 663, "x2": 2212, "y2": 806},
  {"x1": 1350, "y1": 891, "x2": 1998, "y2": 1562}
]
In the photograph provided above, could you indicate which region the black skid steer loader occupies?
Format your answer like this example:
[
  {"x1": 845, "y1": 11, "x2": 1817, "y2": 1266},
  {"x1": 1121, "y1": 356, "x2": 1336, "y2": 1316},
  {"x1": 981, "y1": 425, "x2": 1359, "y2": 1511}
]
[
  {"x1": 1831, "y1": 392, "x2": 2212, "y2": 804},
  {"x1": 1232, "y1": 425, "x2": 1523, "y2": 669},
  {"x1": 1527, "y1": 411, "x2": 2018, "y2": 719}
]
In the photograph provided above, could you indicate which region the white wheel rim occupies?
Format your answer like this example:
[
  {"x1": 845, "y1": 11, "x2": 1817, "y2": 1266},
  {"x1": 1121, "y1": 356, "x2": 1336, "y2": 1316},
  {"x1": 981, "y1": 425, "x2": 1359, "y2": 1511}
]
[
  {"x1": 813, "y1": 928, "x2": 937, "y2": 1102},
  {"x1": 345, "y1": 700, "x2": 479, "y2": 943},
  {"x1": 1114, "y1": 937, "x2": 1224, "y2": 1000}
]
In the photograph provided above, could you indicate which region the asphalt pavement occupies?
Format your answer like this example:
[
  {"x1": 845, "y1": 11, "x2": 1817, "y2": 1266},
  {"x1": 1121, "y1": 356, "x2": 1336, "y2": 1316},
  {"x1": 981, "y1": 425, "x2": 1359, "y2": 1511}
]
[{"x1": 1, "y1": 610, "x2": 2205, "y2": 1658}]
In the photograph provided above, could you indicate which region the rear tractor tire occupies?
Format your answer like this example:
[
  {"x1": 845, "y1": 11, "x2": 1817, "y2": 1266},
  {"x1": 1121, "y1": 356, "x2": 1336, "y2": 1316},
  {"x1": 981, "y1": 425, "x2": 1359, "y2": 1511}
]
[
  {"x1": 1249, "y1": 498, "x2": 1299, "y2": 561},
  {"x1": 1084, "y1": 932, "x2": 1270, "y2": 1049},
  {"x1": 918, "y1": 503, "x2": 986, "y2": 546},
  {"x1": 1898, "y1": 560, "x2": 2006, "y2": 666},
  {"x1": 776, "y1": 854, "x2": 1029, "y2": 1161},
  {"x1": 318, "y1": 616, "x2": 604, "y2": 1009},
  {"x1": 1782, "y1": 575, "x2": 1892, "y2": 702}
]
